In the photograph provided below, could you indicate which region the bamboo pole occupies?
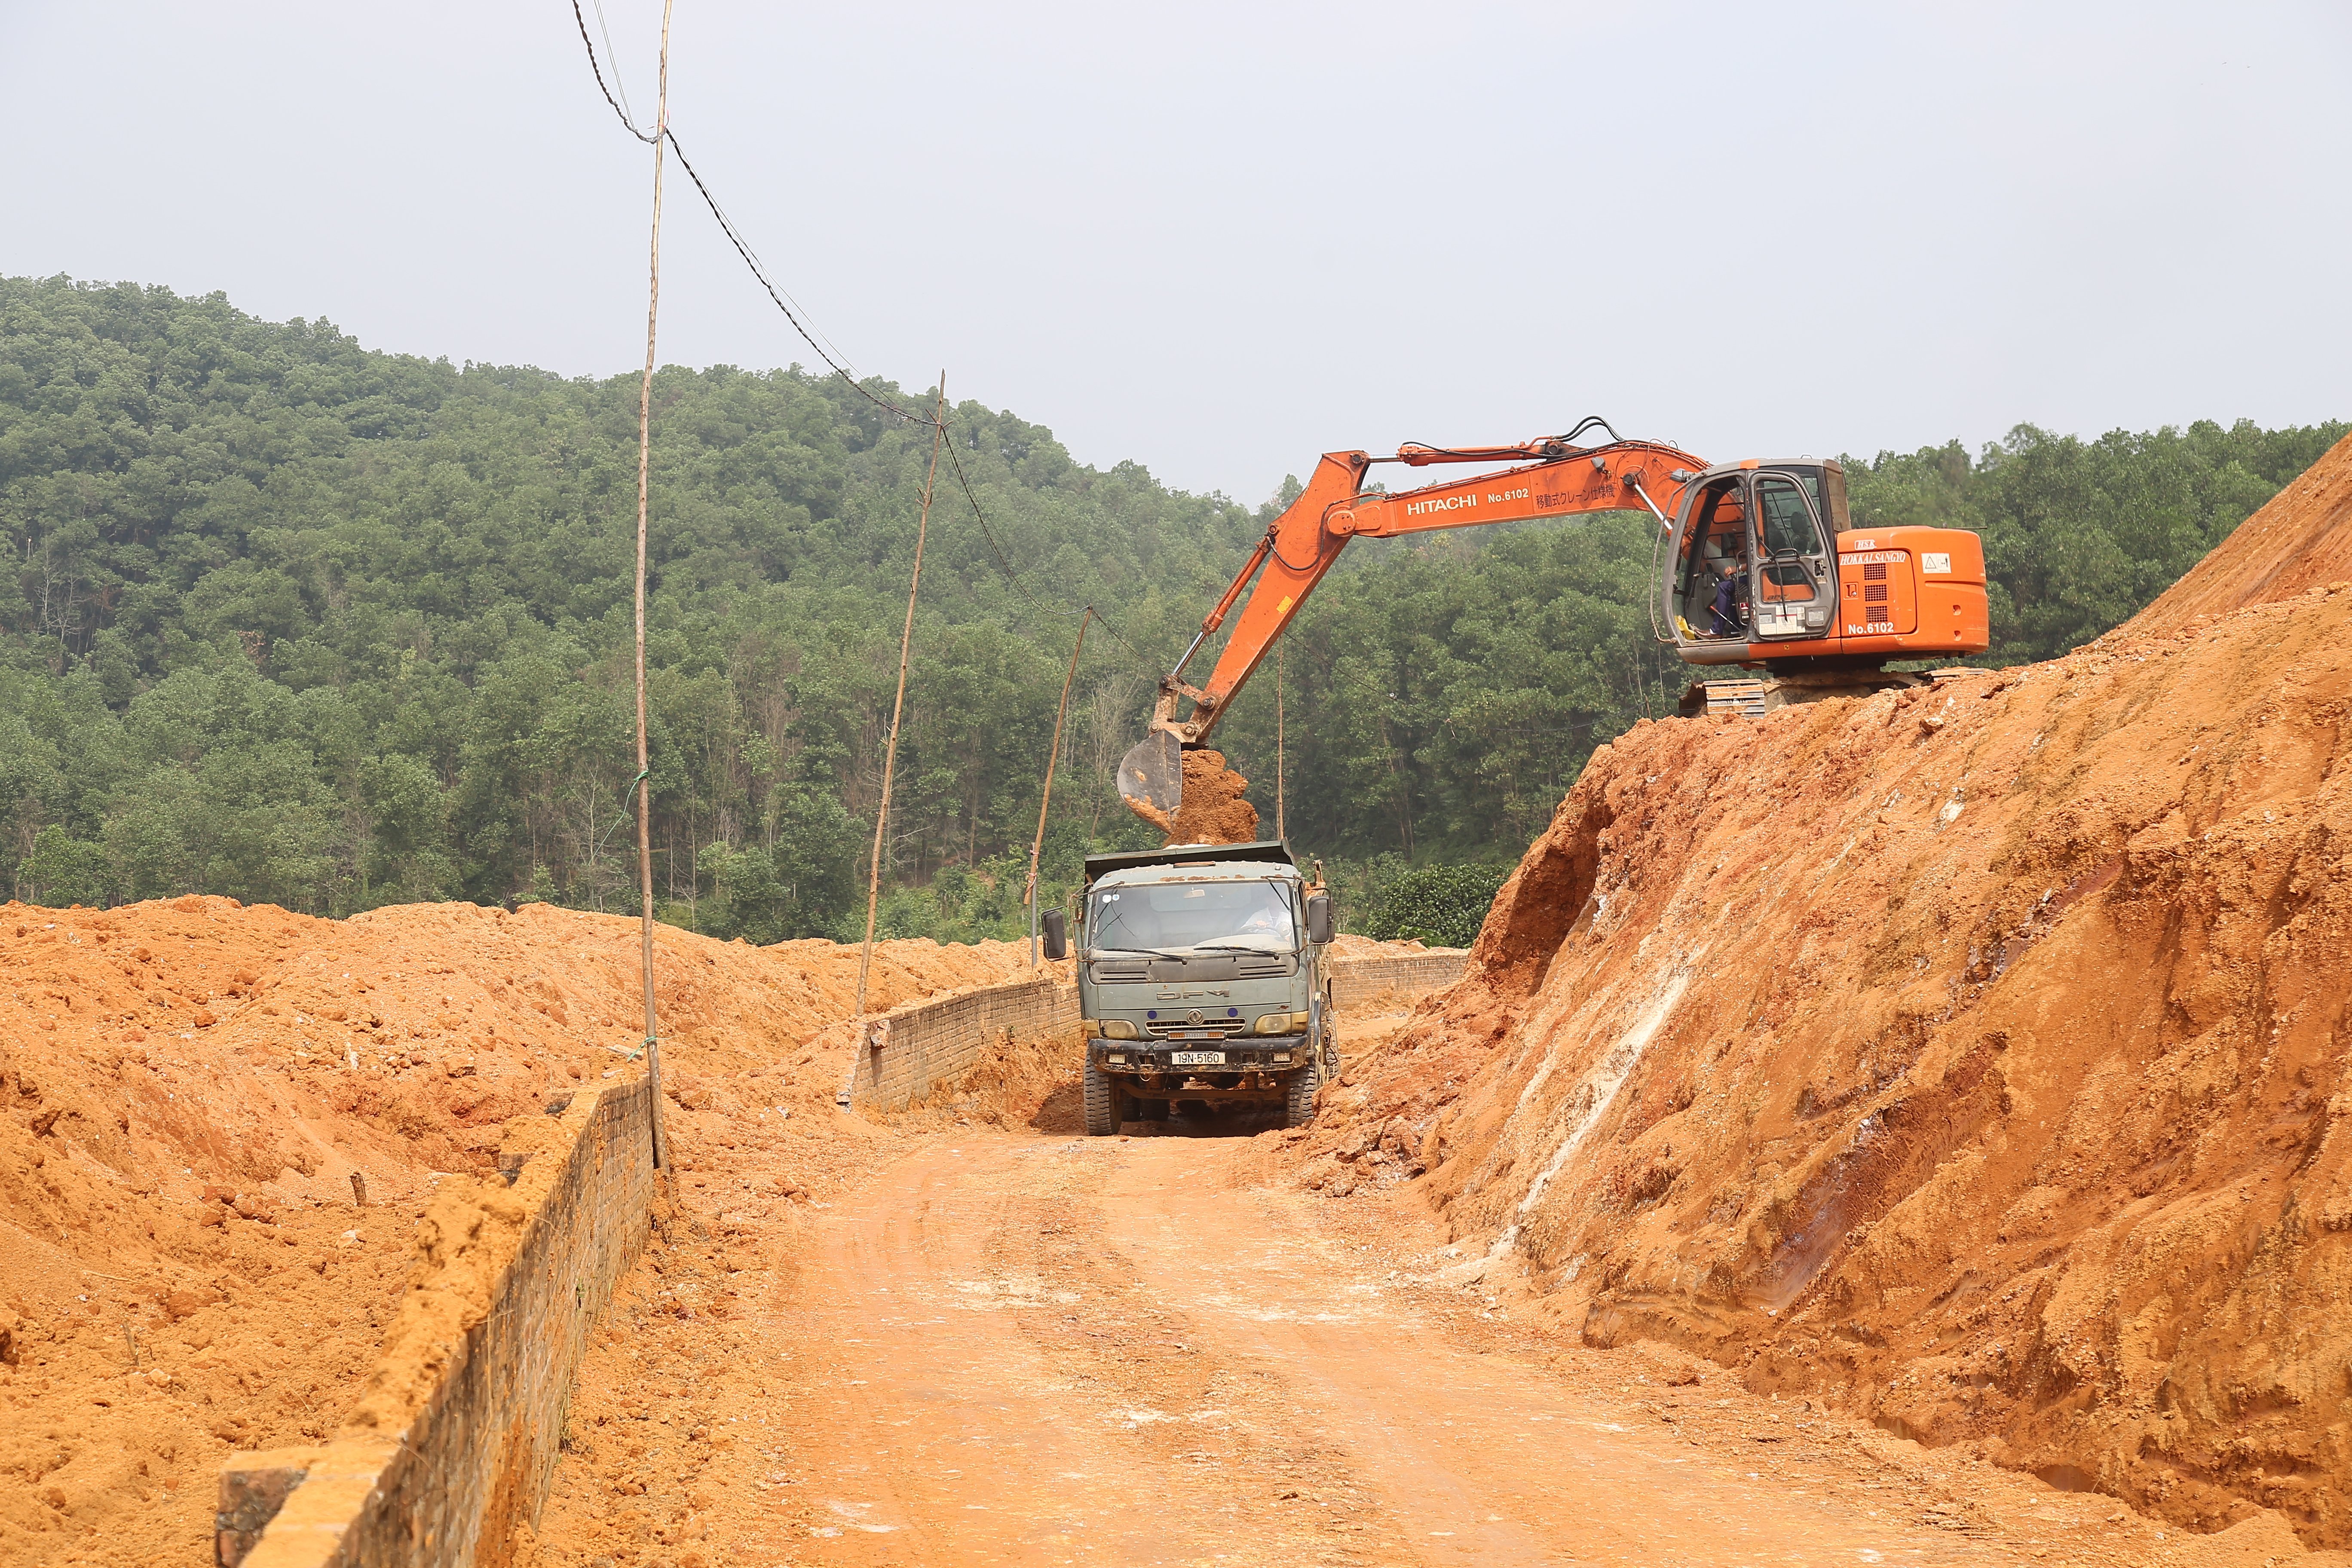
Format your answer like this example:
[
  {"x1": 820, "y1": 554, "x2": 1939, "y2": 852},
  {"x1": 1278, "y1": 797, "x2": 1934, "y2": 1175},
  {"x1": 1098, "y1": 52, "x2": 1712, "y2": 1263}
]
[
  {"x1": 854, "y1": 378, "x2": 948, "y2": 1022},
  {"x1": 633, "y1": 0, "x2": 677, "y2": 1171},
  {"x1": 1026, "y1": 607, "x2": 1090, "y2": 967}
]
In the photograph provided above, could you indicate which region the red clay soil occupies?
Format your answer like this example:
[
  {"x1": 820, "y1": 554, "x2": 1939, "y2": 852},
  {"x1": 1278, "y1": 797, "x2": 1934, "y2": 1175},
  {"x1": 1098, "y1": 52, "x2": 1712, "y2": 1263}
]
[
  {"x1": 1295, "y1": 449, "x2": 2352, "y2": 1553},
  {"x1": 1128, "y1": 747, "x2": 1262, "y2": 845},
  {"x1": 2128, "y1": 431, "x2": 2352, "y2": 635},
  {"x1": 0, "y1": 899, "x2": 1038, "y2": 1568}
]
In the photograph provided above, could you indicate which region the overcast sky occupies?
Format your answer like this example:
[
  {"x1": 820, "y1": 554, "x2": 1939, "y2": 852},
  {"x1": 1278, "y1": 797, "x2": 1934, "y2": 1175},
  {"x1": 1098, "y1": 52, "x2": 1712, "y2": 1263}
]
[{"x1": 3, "y1": 2, "x2": 2347, "y2": 501}]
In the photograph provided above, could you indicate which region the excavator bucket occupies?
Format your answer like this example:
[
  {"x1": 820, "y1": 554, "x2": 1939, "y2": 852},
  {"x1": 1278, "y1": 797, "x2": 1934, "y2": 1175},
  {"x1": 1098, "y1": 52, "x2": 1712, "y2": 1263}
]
[{"x1": 1117, "y1": 731, "x2": 1183, "y2": 819}]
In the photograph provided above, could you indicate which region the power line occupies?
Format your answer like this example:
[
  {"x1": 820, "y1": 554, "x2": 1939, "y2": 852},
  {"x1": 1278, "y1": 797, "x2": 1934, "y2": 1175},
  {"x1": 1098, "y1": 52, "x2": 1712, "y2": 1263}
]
[
  {"x1": 589, "y1": 0, "x2": 640, "y2": 126},
  {"x1": 569, "y1": 8, "x2": 1166, "y2": 674},
  {"x1": 571, "y1": 0, "x2": 655, "y2": 143},
  {"x1": 937, "y1": 421, "x2": 1159, "y2": 674},
  {"x1": 570, "y1": 1, "x2": 931, "y2": 427},
  {"x1": 658, "y1": 135, "x2": 937, "y2": 428}
]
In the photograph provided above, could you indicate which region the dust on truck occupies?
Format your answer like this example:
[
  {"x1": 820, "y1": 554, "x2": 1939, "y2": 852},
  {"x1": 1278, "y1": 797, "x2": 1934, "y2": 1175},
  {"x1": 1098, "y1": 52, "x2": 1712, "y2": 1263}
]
[{"x1": 1041, "y1": 841, "x2": 1338, "y2": 1136}]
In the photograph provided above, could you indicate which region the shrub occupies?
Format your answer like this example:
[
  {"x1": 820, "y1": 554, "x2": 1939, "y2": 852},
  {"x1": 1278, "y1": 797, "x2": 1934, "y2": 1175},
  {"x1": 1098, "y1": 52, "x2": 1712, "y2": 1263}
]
[{"x1": 1361, "y1": 863, "x2": 1509, "y2": 949}]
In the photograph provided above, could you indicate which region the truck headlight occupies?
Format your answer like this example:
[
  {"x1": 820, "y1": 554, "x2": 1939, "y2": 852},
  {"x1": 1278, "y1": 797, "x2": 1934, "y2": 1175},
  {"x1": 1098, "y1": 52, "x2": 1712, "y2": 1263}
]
[
  {"x1": 1098, "y1": 1019, "x2": 1140, "y2": 1040},
  {"x1": 1256, "y1": 1013, "x2": 1294, "y2": 1035}
]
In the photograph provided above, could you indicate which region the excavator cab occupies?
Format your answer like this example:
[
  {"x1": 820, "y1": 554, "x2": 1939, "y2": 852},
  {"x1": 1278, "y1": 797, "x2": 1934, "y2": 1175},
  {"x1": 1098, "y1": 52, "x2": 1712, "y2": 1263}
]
[{"x1": 1669, "y1": 461, "x2": 1849, "y2": 660}]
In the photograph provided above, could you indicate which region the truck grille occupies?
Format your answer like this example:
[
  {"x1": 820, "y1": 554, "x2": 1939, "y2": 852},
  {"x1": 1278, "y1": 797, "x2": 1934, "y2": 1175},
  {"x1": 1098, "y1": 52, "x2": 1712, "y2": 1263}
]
[
  {"x1": 1092, "y1": 953, "x2": 1294, "y2": 983},
  {"x1": 1144, "y1": 1020, "x2": 1237, "y2": 1039}
]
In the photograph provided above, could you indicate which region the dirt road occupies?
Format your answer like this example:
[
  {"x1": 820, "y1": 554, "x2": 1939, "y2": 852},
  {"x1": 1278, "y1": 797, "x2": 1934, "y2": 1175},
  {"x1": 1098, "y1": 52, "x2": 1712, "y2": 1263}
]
[{"x1": 534, "y1": 1114, "x2": 2179, "y2": 1568}]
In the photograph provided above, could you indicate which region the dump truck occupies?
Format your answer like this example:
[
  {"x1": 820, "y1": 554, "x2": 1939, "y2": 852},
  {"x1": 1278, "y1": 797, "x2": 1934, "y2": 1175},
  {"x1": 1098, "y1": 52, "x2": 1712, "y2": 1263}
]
[{"x1": 1041, "y1": 841, "x2": 1335, "y2": 1136}]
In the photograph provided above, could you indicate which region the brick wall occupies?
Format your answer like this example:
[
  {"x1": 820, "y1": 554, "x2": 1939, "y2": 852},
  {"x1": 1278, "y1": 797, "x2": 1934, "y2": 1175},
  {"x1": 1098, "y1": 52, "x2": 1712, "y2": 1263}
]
[
  {"x1": 846, "y1": 951, "x2": 1471, "y2": 1113},
  {"x1": 220, "y1": 1077, "x2": 658, "y2": 1568},
  {"x1": 1328, "y1": 950, "x2": 1469, "y2": 1011},
  {"x1": 843, "y1": 975, "x2": 1079, "y2": 1112}
]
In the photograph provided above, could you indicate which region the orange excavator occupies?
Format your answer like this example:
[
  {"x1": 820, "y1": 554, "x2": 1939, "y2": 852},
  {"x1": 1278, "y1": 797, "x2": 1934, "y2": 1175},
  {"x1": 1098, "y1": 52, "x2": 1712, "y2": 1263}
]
[{"x1": 1118, "y1": 417, "x2": 1990, "y2": 816}]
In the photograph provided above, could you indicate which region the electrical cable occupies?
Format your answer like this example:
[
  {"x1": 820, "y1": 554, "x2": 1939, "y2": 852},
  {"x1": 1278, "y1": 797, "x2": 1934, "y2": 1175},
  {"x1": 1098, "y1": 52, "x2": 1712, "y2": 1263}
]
[
  {"x1": 937, "y1": 423, "x2": 1160, "y2": 675},
  {"x1": 572, "y1": 9, "x2": 1169, "y2": 674},
  {"x1": 571, "y1": 2, "x2": 933, "y2": 427},
  {"x1": 661, "y1": 135, "x2": 938, "y2": 428},
  {"x1": 590, "y1": 0, "x2": 641, "y2": 127},
  {"x1": 572, "y1": 0, "x2": 656, "y2": 143}
]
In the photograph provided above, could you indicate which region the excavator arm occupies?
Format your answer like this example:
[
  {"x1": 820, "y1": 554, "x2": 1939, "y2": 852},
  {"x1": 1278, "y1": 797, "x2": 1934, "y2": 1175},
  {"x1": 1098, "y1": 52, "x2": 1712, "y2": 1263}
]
[{"x1": 1118, "y1": 429, "x2": 1708, "y2": 814}]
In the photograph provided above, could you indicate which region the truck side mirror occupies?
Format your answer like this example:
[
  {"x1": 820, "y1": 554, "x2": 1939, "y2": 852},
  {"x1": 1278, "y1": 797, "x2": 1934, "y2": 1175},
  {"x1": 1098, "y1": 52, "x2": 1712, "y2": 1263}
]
[
  {"x1": 1041, "y1": 908, "x2": 1068, "y2": 961},
  {"x1": 1305, "y1": 893, "x2": 1334, "y2": 946}
]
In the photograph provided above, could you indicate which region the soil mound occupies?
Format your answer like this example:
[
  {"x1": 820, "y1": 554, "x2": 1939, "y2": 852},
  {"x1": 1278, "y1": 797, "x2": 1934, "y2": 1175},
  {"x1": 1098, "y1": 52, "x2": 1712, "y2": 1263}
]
[
  {"x1": 1128, "y1": 747, "x2": 1262, "y2": 845},
  {"x1": 1297, "y1": 587, "x2": 2352, "y2": 1550},
  {"x1": 2129, "y1": 431, "x2": 2352, "y2": 635},
  {"x1": 0, "y1": 899, "x2": 1032, "y2": 1567}
]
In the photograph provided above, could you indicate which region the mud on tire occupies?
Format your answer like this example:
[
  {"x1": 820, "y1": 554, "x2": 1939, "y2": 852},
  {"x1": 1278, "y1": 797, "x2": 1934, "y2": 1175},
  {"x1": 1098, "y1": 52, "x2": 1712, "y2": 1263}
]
[
  {"x1": 1283, "y1": 1054, "x2": 1323, "y2": 1129},
  {"x1": 1083, "y1": 1057, "x2": 1124, "y2": 1136}
]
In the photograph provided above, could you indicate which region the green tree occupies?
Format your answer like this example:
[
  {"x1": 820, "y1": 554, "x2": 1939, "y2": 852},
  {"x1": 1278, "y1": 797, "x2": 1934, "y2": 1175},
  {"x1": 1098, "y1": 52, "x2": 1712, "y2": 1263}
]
[
  {"x1": 16, "y1": 823, "x2": 110, "y2": 907},
  {"x1": 1, "y1": 274, "x2": 2338, "y2": 924}
]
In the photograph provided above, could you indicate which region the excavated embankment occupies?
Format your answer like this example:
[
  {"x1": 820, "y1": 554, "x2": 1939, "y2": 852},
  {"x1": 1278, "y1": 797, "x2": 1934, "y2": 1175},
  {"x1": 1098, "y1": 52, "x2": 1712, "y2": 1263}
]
[
  {"x1": 0, "y1": 900, "x2": 1038, "y2": 1566},
  {"x1": 1301, "y1": 447, "x2": 2352, "y2": 1550}
]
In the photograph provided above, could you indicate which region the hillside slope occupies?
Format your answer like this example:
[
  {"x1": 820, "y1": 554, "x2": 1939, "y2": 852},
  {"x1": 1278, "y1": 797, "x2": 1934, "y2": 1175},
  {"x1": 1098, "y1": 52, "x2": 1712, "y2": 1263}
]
[
  {"x1": 1300, "y1": 444, "x2": 2352, "y2": 1549},
  {"x1": 2128, "y1": 430, "x2": 2352, "y2": 634}
]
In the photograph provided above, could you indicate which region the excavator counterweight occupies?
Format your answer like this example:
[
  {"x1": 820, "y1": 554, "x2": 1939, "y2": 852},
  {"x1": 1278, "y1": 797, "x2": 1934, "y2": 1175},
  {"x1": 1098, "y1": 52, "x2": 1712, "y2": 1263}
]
[{"x1": 1118, "y1": 425, "x2": 1991, "y2": 819}]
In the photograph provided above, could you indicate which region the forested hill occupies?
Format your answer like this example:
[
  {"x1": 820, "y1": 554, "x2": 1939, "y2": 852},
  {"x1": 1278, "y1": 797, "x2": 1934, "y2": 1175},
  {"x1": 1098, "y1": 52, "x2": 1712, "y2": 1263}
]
[{"x1": 2, "y1": 276, "x2": 2342, "y2": 935}]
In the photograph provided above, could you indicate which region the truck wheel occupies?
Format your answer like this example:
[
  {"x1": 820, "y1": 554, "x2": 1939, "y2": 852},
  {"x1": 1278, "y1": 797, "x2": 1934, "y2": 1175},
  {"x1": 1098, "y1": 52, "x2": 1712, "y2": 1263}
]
[
  {"x1": 1283, "y1": 1057, "x2": 1323, "y2": 1129},
  {"x1": 1083, "y1": 1059, "x2": 1123, "y2": 1136}
]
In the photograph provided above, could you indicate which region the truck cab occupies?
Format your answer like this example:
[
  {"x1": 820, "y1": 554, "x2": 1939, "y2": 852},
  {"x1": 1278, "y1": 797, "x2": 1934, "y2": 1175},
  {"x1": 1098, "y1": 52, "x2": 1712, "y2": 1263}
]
[{"x1": 1044, "y1": 840, "x2": 1337, "y2": 1136}]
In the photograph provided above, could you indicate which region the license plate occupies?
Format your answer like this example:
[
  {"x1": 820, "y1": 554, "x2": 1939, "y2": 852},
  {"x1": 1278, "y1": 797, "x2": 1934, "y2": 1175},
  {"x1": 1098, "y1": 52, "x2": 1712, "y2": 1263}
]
[{"x1": 1169, "y1": 1050, "x2": 1226, "y2": 1066}]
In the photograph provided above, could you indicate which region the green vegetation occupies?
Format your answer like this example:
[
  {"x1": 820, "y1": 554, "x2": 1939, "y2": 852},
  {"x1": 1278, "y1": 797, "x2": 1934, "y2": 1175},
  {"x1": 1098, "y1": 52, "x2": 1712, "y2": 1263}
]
[
  {"x1": 2, "y1": 276, "x2": 2340, "y2": 937},
  {"x1": 1843, "y1": 423, "x2": 2345, "y2": 665},
  {"x1": 1357, "y1": 861, "x2": 1513, "y2": 950}
]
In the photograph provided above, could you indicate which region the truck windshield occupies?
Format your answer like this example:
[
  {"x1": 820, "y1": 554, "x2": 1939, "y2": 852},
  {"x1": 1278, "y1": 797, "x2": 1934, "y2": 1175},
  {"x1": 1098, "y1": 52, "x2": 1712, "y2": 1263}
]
[{"x1": 1089, "y1": 880, "x2": 1296, "y2": 954}]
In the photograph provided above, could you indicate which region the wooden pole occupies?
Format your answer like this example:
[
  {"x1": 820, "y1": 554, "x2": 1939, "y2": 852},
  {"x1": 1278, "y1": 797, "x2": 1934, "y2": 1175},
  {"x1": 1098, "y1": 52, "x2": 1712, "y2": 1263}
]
[
  {"x1": 1027, "y1": 607, "x2": 1090, "y2": 968},
  {"x1": 633, "y1": 0, "x2": 677, "y2": 1171},
  {"x1": 855, "y1": 378, "x2": 947, "y2": 1021}
]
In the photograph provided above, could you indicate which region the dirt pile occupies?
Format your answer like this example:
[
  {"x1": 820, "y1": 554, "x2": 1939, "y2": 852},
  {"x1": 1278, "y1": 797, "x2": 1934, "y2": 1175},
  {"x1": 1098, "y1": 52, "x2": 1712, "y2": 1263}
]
[
  {"x1": 1129, "y1": 747, "x2": 1262, "y2": 845},
  {"x1": 1296, "y1": 562, "x2": 2352, "y2": 1539},
  {"x1": 0, "y1": 898, "x2": 1035, "y2": 1567},
  {"x1": 2128, "y1": 430, "x2": 2352, "y2": 635}
]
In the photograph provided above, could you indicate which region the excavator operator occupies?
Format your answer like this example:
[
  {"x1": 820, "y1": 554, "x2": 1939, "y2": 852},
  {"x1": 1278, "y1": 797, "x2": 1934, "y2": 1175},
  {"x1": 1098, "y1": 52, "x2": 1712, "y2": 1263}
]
[{"x1": 1708, "y1": 536, "x2": 1750, "y2": 638}]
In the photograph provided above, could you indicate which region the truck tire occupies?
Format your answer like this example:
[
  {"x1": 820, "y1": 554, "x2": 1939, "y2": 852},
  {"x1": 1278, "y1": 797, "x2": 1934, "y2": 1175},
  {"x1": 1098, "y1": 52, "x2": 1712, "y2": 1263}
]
[
  {"x1": 1283, "y1": 1056, "x2": 1323, "y2": 1129},
  {"x1": 1083, "y1": 1058, "x2": 1123, "y2": 1136}
]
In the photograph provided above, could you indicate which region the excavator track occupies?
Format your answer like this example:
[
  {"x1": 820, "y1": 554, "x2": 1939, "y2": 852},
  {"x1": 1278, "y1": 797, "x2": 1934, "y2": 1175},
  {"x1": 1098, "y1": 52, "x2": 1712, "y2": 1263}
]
[{"x1": 1679, "y1": 667, "x2": 1962, "y2": 719}]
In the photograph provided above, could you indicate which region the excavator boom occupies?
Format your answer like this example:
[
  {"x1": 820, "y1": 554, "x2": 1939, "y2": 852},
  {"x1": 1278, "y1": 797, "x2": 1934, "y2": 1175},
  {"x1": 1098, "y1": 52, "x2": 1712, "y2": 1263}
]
[{"x1": 1148, "y1": 434, "x2": 1705, "y2": 747}]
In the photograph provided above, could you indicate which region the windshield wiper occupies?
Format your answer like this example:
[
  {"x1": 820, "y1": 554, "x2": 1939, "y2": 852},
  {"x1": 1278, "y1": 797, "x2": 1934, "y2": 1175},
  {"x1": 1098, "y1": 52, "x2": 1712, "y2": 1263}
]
[{"x1": 1191, "y1": 939, "x2": 1291, "y2": 952}]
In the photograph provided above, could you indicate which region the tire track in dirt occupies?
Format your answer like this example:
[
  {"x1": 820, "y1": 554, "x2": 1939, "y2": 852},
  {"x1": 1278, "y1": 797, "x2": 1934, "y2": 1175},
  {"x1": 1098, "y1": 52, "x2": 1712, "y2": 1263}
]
[{"x1": 536, "y1": 1117, "x2": 2190, "y2": 1567}]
